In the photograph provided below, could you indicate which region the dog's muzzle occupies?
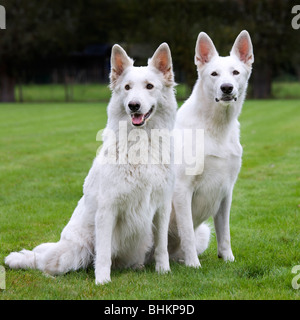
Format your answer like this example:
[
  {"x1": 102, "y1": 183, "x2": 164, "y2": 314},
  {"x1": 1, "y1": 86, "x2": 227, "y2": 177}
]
[
  {"x1": 130, "y1": 106, "x2": 154, "y2": 126},
  {"x1": 215, "y1": 83, "x2": 237, "y2": 102}
]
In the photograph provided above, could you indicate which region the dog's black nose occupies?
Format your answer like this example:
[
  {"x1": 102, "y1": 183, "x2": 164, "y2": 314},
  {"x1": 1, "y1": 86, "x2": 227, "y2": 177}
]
[
  {"x1": 221, "y1": 83, "x2": 234, "y2": 94},
  {"x1": 128, "y1": 101, "x2": 141, "y2": 112}
]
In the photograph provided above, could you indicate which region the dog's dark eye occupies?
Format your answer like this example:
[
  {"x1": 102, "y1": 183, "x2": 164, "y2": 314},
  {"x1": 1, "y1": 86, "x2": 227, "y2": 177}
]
[
  {"x1": 211, "y1": 72, "x2": 218, "y2": 77},
  {"x1": 125, "y1": 84, "x2": 130, "y2": 90},
  {"x1": 146, "y1": 83, "x2": 154, "y2": 90},
  {"x1": 233, "y1": 70, "x2": 240, "y2": 75}
]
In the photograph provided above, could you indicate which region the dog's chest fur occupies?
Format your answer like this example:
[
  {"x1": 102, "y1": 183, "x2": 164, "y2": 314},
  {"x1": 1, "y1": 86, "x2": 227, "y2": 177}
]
[
  {"x1": 83, "y1": 153, "x2": 173, "y2": 260},
  {"x1": 191, "y1": 149, "x2": 241, "y2": 225},
  {"x1": 176, "y1": 94, "x2": 243, "y2": 225},
  {"x1": 195, "y1": 118, "x2": 242, "y2": 220}
]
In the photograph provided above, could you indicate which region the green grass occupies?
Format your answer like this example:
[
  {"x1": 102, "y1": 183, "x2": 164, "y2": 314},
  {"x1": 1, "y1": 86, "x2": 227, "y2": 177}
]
[{"x1": 0, "y1": 100, "x2": 299, "y2": 300}]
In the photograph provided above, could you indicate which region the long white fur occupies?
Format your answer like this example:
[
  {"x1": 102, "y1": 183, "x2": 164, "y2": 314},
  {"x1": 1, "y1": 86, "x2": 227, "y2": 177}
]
[
  {"x1": 168, "y1": 30, "x2": 254, "y2": 266},
  {"x1": 5, "y1": 43, "x2": 177, "y2": 285}
]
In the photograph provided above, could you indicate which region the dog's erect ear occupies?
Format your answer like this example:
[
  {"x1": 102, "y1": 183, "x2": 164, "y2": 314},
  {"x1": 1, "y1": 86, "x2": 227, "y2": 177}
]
[
  {"x1": 230, "y1": 30, "x2": 254, "y2": 67},
  {"x1": 194, "y1": 32, "x2": 218, "y2": 67},
  {"x1": 110, "y1": 44, "x2": 133, "y2": 86},
  {"x1": 149, "y1": 43, "x2": 174, "y2": 86}
]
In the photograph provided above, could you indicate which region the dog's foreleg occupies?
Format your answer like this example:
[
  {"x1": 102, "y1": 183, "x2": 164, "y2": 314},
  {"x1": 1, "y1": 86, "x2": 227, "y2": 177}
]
[
  {"x1": 214, "y1": 194, "x2": 235, "y2": 262},
  {"x1": 153, "y1": 203, "x2": 171, "y2": 273},
  {"x1": 173, "y1": 187, "x2": 201, "y2": 267},
  {"x1": 94, "y1": 208, "x2": 116, "y2": 285}
]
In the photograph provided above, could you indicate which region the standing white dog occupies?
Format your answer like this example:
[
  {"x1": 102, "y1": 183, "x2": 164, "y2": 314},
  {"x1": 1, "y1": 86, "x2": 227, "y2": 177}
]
[
  {"x1": 168, "y1": 30, "x2": 254, "y2": 267},
  {"x1": 5, "y1": 43, "x2": 177, "y2": 284}
]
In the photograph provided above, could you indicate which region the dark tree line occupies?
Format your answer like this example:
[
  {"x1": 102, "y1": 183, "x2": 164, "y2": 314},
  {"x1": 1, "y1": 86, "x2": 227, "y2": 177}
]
[{"x1": 0, "y1": 0, "x2": 299, "y2": 101}]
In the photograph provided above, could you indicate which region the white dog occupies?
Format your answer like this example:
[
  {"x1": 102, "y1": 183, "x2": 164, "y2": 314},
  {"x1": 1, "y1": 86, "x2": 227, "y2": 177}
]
[
  {"x1": 168, "y1": 30, "x2": 254, "y2": 267},
  {"x1": 5, "y1": 43, "x2": 177, "y2": 285}
]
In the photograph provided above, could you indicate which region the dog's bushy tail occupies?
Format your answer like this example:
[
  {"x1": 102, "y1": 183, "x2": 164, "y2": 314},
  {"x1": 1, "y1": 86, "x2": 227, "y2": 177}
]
[{"x1": 195, "y1": 222, "x2": 211, "y2": 255}]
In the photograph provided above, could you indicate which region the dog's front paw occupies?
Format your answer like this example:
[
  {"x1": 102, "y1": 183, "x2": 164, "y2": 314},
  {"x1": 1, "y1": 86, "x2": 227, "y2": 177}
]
[
  {"x1": 95, "y1": 276, "x2": 111, "y2": 285},
  {"x1": 218, "y1": 250, "x2": 235, "y2": 262},
  {"x1": 95, "y1": 267, "x2": 111, "y2": 285},
  {"x1": 184, "y1": 252, "x2": 201, "y2": 268},
  {"x1": 185, "y1": 258, "x2": 201, "y2": 268},
  {"x1": 155, "y1": 257, "x2": 170, "y2": 274},
  {"x1": 155, "y1": 262, "x2": 171, "y2": 274}
]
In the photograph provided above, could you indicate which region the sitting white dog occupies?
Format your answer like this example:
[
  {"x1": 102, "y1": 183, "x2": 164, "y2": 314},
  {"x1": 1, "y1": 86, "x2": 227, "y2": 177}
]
[
  {"x1": 168, "y1": 30, "x2": 254, "y2": 267},
  {"x1": 6, "y1": 43, "x2": 177, "y2": 285}
]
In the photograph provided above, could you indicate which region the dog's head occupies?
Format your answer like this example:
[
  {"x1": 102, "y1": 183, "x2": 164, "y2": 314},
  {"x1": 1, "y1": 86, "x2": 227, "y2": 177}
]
[
  {"x1": 109, "y1": 43, "x2": 174, "y2": 127},
  {"x1": 194, "y1": 30, "x2": 254, "y2": 106}
]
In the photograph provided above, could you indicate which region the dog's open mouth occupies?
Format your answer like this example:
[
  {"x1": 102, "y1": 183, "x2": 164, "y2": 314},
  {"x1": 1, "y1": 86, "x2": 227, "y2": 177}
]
[
  {"x1": 131, "y1": 106, "x2": 154, "y2": 126},
  {"x1": 215, "y1": 96, "x2": 237, "y2": 102}
]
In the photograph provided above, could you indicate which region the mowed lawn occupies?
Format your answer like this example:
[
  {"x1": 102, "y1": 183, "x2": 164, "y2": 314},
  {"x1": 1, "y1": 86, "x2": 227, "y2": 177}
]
[{"x1": 0, "y1": 100, "x2": 299, "y2": 300}]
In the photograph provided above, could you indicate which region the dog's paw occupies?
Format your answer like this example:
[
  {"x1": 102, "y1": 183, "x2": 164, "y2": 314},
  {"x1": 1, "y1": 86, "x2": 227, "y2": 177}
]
[
  {"x1": 95, "y1": 267, "x2": 111, "y2": 285},
  {"x1": 218, "y1": 250, "x2": 235, "y2": 262},
  {"x1": 95, "y1": 276, "x2": 111, "y2": 285},
  {"x1": 155, "y1": 261, "x2": 171, "y2": 274},
  {"x1": 132, "y1": 263, "x2": 145, "y2": 270},
  {"x1": 156, "y1": 265, "x2": 171, "y2": 274},
  {"x1": 185, "y1": 258, "x2": 201, "y2": 268},
  {"x1": 184, "y1": 253, "x2": 201, "y2": 268}
]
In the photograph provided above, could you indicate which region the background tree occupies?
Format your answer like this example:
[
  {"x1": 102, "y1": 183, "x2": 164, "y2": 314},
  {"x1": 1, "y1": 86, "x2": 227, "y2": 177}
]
[
  {"x1": 0, "y1": 0, "x2": 299, "y2": 101},
  {"x1": 91, "y1": 0, "x2": 300, "y2": 98},
  {"x1": 0, "y1": 0, "x2": 79, "y2": 101}
]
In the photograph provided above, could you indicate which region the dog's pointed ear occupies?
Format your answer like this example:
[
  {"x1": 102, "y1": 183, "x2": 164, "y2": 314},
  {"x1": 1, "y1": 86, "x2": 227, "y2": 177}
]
[
  {"x1": 149, "y1": 43, "x2": 174, "y2": 86},
  {"x1": 110, "y1": 44, "x2": 133, "y2": 87},
  {"x1": 194, "y1": 32, "x2": 218, "y2": 67},
  {"x1": 230, "y1": 30, "x2": 254, "y2": 67}
]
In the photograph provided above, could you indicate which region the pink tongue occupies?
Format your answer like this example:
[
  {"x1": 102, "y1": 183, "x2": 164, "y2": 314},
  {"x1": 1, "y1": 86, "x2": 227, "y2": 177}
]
[{"x1": 132, "y1": 114, "x2": 144, "y2": 125}]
